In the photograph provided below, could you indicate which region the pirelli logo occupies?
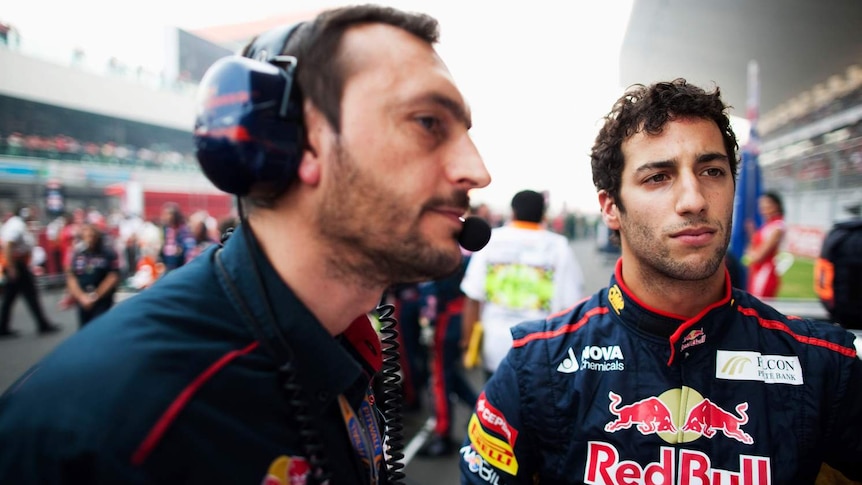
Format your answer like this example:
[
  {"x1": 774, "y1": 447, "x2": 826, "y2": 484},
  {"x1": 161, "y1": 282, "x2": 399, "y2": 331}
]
[{"x1": 468, "y1": 414, "x2": 519, "y2": 475}]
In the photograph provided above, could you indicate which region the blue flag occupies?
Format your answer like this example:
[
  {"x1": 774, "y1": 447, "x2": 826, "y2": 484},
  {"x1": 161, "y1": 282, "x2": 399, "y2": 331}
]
[
  {"x1": 728, "y1": 60, "x2": 763, "y2": 290},
  {"x1": 729, "y1": 136, "x2": 763, "y2": 261}
]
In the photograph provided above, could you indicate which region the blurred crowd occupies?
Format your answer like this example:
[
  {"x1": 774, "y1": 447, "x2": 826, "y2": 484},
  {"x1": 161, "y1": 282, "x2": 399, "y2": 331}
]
[
  {"x1": 0, "y1": 132, "x2": 198, "y2": 171},
  {"x1": 0, "y1": 202, "x2": 237, "y2": 293}
]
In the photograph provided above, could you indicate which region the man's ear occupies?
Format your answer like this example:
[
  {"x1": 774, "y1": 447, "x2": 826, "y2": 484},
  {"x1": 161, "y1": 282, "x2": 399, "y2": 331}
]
[
  {"x1": 598, "y1": 190, "x2": 621, "y2": 231},
  {"x1": 297, "y1": 100, "x2": 328, "y2": 185}
]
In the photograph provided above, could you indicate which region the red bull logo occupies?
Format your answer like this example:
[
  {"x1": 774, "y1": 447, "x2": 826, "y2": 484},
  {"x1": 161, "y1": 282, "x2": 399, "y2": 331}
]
[
  {"x1": 603, "y1": 388, "x2": 753, "y2": 446},
  {"x1": 585, "y1": 442, "x2": 771, "y2": 485},
  {"x1": 681, "y1": 328, "x2": 706, "y2": 351},
  {"x1": 605, "y1": 391, "x2": 677, "y2": 434},
  {"x1": 261, "y1": 455, "x2": 309, "y2": 485},
  {"x1": 681, "y1": 398, "x2": 753, "y2": 444}
]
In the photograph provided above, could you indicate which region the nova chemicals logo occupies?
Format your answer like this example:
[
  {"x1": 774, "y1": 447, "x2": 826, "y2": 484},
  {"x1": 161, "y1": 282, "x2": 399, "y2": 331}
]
[{"x1": 557, "y1": 346, "x2": 624, "y2": 373}]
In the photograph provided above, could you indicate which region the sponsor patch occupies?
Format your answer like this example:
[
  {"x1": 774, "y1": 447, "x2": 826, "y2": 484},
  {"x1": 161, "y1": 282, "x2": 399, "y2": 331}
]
[
  {"x1": 468, "y1": 414, "x2": 518, "y2": 475},
  {"x1": 460, "y1": 445, "x2": 503, "y2": 484},
  {"x1": 261, "y1": 455, "x2": 309, "y2": 485},
  {"x1": 476, "y1": 392, "x2": 518, "y2": 446},
  {"x1": 680, "y1": 328, "x2": 706, "y2": 351},
  {"x1": 716, "y1": 350, "x2": 803, "y2": 385},
  {"x1": 558, "y1": 345, "x2": 625, "y2": 373},
  {"x1": 603, "y1": 387, "x2": 753, "y2": 445},
  {"x1": 584, "y1": 442, "x2": 771, "y2": 484},
  {"x1": 608, "y1": 285, "x2": 624, "y2": 315}
]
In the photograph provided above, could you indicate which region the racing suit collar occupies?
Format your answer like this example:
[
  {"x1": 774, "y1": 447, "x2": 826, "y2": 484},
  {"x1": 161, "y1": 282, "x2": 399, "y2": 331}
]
[
  {"x1": 607, "y1": 258, "x2": 734, "y2": 365},
  {"x1": 218, "y1": 223, "x2": 366, "y2": 406}
]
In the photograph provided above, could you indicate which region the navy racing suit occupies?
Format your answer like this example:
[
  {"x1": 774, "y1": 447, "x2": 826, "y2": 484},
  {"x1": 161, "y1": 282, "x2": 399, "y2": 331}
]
[{"x1": 460, "y1": 260, "x2": 862, "y2": 484}]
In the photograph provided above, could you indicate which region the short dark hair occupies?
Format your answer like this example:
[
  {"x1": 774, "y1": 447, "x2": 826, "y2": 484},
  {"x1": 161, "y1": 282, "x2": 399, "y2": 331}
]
[
  {"x1": 762, "y1": 191, "x2": 784, "y2": 215},
  {"x1": 276, "y1": 5, "x2": 438, "y2": 134},
  {"x1": 241, "y1": 5, "x2": 440, "y2": 209},
  {"x1": 511, "y1": 190, "x2": 545, "y2": 223},
  {"x1": 590, "y1": 78, "x2": 738, "y2": 213}
]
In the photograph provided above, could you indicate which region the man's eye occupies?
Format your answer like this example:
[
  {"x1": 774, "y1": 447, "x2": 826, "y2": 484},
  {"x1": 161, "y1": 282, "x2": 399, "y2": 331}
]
[
  {"x1": 646, "y1": 173, "x2": 668, "y2": 183},
  {"x1": 417, "y1": 116, "x2": 441, "y2": 132},
  {"x1": 704, "y1": 167, "x2": 725, "y2": 177}
]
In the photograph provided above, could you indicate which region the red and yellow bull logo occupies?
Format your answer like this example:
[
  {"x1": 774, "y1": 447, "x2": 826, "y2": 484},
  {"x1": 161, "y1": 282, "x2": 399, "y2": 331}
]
[
  {"x1": 261, "y1": 455, "x2": 310, "y2": 485},
  {"x1": 604, "y1": 388, "x2": 752, "y2": 445},
  {"x1": 681, "y1": 328, "x2": 706, "y2": 351}
]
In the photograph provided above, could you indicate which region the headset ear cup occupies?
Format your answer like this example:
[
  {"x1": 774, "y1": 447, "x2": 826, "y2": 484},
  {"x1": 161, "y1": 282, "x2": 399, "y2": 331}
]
[{"x1": 194, "y1": 56, "x2": 303, "y2": 196}]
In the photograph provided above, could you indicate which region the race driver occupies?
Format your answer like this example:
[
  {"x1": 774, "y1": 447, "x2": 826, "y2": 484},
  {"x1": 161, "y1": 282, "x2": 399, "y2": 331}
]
[{"x1": 459, "y1": 79, "x2": 862, "y2": 484}]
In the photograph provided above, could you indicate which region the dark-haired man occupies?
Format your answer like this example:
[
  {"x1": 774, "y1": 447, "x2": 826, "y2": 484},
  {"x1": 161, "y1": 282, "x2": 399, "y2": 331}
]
[
  {"x1": 0, "y1": 5, "x2": 489, "y2": 484},
  {"x1": 460, "y1": 79, "x2": 862, "y2": 483}
]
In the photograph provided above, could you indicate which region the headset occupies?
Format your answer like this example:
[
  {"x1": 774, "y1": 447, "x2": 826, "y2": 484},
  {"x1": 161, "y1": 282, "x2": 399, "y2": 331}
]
[
  {"x1": 194, "y1": 22, "x2": 408, "y2": 485},
  {"x1": 194, "y1": 23, "x2": 306, "y2": 197}
]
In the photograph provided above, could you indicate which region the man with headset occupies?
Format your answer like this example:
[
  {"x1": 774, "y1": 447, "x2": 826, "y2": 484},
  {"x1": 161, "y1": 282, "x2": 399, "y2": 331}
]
[{"x1": 0, "y1": 5, "x2": 490, "y2": 484}]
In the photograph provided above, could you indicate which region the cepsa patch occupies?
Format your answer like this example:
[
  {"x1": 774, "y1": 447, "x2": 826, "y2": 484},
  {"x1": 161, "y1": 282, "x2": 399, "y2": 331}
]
[
  {"x1": 476, "y1": 392, "x2": 518, "y2": 447},
  {"x1": 468, "y1": 414, "x2": 519, "y2": 475},
  {"x1": 261, "y1": 455, "x2": 310, "y2": 485}
]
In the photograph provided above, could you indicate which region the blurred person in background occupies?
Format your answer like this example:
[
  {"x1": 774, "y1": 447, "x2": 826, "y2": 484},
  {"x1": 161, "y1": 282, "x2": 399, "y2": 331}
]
[
  {"x1": 744, "y1": 191, "x2": 786, "y2": 299},
  {"x1": 157, "y1": 201, "x2": 194, "y2": 272},
  {"x1": 417, "y1": 243, "x2": 479, "y2": 457},
  {"x1": 459, "y1": 79, "x2": 862, "y2": 484},
  {"x1": 0, "y1": 203, "x2": 60, "y2": 337},
  {"x1": 65, "y1": 222, "x2": 119, "y2": 328},
  {"x1": 0, "y1": 5, "x2": 490, "y2": 484},
  {"x1": 460, "y1": 189, "x2": 585, "y2": 380},
  {"x1": 184, "y1": 210, "x2": 218, "y2": 264}
]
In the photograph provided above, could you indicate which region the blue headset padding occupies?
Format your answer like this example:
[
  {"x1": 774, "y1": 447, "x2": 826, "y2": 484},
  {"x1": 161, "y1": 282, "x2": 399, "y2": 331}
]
[{"x1": 193, "y1": 23, "x2": 305, "y2": 196}]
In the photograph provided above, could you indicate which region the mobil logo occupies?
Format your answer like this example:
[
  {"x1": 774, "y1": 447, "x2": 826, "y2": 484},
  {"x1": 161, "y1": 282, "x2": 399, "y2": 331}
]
[{"x1": 603, "y1": 387, "x2": 754, "y2": 445}]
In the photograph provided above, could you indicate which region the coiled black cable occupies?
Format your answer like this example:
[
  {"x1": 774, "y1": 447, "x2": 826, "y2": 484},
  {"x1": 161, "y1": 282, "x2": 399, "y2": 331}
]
[
  {"x1": 376, "y1": 302, "x2": 406, "y2": 485},
  {"x1": 277, "y1": 361, "x2": 332, "y2": 485},
  {"x1": 222, "y1": 199, "x2": 332, "y2": 485}
]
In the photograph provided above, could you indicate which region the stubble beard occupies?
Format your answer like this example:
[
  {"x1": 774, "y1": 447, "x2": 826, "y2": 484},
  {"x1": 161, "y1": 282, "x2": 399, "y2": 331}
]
[
  {"x1": 622, "y1": 214, "x2": 731, "y2": 284},
  {"x1": 315, "y1": 140, "x2": 462, "y2": 288}
]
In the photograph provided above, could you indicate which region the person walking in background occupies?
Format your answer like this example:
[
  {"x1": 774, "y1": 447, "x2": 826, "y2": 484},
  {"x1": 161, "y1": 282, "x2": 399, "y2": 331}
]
[
  {"x1": 418, "y1": 245, "x2": 479, "y2": 458},
  {"x1": 0, "y1": 204, "x2": 60, "y2": 338},
  {"x1": 460, "y1": 189, "x2": 585, "y2": 379},
  {"x1": 460, "y1": 79, "x2": 862, "y2": 484},
  {"x1": 387, "y1": 281, "x2": 429, "y2": 412},
  {"x1": 65, "y1": 222, "x2": 119, "y2": 328},
  {"x1": 158, "y1": 202, "x2": 194, "y2": 273},
  {"x1": 184, "y1": 210, "x2": 218, "y2": 264},
  {"x1": 744, "y1": 191, "x2": 786, "y2": 298}
]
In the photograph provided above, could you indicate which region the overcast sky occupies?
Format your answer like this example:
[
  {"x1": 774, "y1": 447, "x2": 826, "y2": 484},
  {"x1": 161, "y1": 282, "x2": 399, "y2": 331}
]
[{"x1": 4, "y1": 1, "x2": 641, "y2": 215}]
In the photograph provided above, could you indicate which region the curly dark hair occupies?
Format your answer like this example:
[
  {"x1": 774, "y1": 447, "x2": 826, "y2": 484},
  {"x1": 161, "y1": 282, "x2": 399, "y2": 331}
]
[{"x1": 590, "y1": 78, "x2": 738, "y2": 212}]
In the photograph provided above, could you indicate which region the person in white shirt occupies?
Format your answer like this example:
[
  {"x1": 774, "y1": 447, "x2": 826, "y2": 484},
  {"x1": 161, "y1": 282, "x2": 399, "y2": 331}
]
[
  {"x1": 460, "y1": 190, "x2": 584, "y2": 376},
  {"x1": 0, "y1": 204, "x2": 60, "y2": 337}
]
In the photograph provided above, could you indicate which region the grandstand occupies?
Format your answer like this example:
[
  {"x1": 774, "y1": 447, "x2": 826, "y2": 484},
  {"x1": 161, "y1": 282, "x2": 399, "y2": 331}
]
[{"x1": 0, "y1": 27, "x2": 233, "y2": 223}]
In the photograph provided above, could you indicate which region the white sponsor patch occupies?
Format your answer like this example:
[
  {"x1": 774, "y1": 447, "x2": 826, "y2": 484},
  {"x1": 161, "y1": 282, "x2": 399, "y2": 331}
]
[
  {"x1": 716, "y1": 350, "x2": 803, "y2": 385},
  {"x1": 557, "y1": 345, "x2": 625, "y2": 373}
]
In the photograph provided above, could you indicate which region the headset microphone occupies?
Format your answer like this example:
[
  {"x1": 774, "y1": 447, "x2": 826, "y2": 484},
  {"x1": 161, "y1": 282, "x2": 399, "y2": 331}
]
[{"x1": 458, "y1": 216, "x2": 492, "y2": 252}]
